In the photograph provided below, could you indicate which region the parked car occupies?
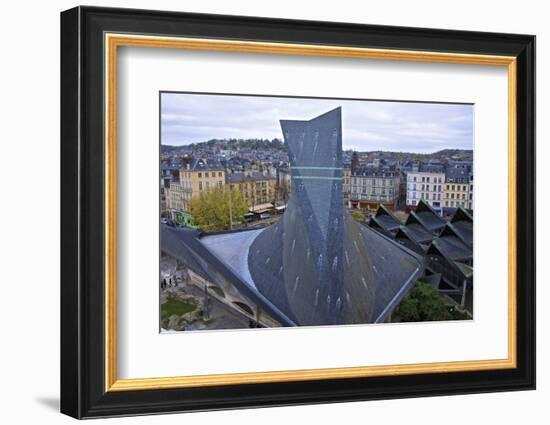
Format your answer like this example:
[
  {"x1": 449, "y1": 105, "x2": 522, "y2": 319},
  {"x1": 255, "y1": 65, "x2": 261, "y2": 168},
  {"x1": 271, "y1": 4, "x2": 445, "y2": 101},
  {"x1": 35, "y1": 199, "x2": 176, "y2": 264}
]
[{"x1": 259, "y1": 213, "x2": 270, "y2": 220}]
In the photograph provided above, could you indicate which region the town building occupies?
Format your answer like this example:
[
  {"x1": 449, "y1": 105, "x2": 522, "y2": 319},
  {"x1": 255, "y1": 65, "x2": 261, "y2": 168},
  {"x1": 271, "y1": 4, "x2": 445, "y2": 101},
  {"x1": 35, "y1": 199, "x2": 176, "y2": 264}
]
[
  {"x1": 165, "y1": 181, "x2": 193, "y2": 226},
  {"x1": 469, "y1": 173, "x2": 474, "y2": 210},
  {"x1": 343, "y1": 164, "x2": 351, "y2": 203},
  {"x1": 180, "y1": 158, "x2": 226, "y2": 196},
  {"x1": 160, "y1": 163, "x2": 180, "y2": 189},
  {"x1": 166, "y1": 158, "x2": 225, "y2": 226},
  {"x1": 444, "y1": 166, "x2": 472, "y2": 210},
  {"x1": 226, "y1": 171, "x2": 276, "y2": 211},
  {"x1": 405, "y1": 164, "x2": 445, "y2": 210},
  {"x1": 349, "y1": 168, "x2": 402, "y2": 211},
  {"x1": 276, "y1": 167, "x2": 291, "y2": 205}
]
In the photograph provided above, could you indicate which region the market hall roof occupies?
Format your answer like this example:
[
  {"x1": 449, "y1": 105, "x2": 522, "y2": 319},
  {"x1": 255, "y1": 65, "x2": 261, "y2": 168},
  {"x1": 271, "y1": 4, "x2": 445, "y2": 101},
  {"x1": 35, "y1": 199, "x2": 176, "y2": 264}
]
[
  {"x1": 411, "y1": 199, "x2": 446, "y2": 234},
  {"x1": 404, "y1": 211, "x2": 438, "y2": 243},
  {"x1": 426, "y1": 237, "x2": 473, "y2": 281},
  {"x1": 447, "y1": 207, "x2": 473, "y2": 247},
  {"x1": 431, "y1": 235, "x2": 473, "y2": 263},
  {"x1": 395, "y1": 226, "x2": 430, "y2": 255},
  {"x1": 369, "y1": 204, "x2": 402, "y2": 235}
]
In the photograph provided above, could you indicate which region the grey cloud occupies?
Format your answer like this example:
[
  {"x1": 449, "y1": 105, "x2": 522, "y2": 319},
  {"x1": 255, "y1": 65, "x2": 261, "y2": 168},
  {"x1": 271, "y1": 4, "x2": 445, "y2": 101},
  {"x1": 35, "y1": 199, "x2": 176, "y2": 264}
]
[{"x1": 161, "y1": 92, "x2": 473, "y2": 153}]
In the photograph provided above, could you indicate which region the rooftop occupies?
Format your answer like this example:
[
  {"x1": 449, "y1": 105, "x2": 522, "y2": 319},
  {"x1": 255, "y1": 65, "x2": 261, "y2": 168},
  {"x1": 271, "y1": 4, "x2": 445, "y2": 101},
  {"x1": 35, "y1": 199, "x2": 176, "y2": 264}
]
[
  {"x1": 187, "y1": 158, "x2": 225, "y2": 171},
  {"x1": 226, "y1": 171, "x2": 276, "y2": 183},
  {"x1": 445, "y1": 167, "x2": 471, "y2": 182},
  {"x1": 351, "y1": 168, "x2": 400, "y2": 177}
]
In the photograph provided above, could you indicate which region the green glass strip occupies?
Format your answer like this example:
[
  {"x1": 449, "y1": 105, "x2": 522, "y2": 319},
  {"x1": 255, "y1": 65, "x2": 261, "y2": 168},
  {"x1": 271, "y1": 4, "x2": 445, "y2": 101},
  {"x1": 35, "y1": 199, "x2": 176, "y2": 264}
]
[
  {"x1": 291, "y1": 176, "x2": 344, "y2": 180},
  {"x1": 292, "y1": 166, "x2": 343, "y2": 170}
]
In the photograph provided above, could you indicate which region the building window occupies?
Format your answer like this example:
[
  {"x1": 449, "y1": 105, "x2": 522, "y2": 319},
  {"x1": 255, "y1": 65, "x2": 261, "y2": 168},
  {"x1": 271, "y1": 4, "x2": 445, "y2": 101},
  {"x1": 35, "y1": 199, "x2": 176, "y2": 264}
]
[
  {"x1": 205, "y1": 172, "x2": 209, "y2": 178},
  {"x1": 198, "y1": 182, "x2": 203, "y2": 191},
  {"x1": 198, "y1": 172, "x2": 202, "y2": 178}
]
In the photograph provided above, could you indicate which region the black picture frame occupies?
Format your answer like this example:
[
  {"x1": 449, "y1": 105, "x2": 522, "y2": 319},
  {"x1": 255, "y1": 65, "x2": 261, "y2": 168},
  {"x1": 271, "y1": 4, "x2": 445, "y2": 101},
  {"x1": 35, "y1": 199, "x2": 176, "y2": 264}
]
[{"x1": 60, "y1": 5, "x2": 535, "y2": 419}]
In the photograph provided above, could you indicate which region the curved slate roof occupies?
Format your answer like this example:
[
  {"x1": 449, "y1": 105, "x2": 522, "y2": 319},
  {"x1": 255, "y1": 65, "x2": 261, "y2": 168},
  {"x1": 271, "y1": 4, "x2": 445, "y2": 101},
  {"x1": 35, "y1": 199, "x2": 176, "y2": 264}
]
[
  {"x1": 161, "y1": 225, "x2": 295, "y2": 326},
  {"x1": 248, "y1": 108, "x2": 423, "y2": 325}
]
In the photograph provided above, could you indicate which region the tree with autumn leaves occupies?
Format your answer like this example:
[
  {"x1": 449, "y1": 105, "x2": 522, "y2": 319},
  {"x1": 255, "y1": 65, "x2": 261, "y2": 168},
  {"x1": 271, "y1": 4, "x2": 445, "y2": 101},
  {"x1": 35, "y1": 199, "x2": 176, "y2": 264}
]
[{"x1": 189, "y1": 187, "x2": 248, "y2": 232}]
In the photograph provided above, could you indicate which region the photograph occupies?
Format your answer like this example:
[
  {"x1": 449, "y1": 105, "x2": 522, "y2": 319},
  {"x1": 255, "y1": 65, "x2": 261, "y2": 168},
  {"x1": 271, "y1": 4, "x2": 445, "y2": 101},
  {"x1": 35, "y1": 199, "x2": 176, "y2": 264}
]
[
  {"x1": 58, "y1": 5, "x2": 535, "y2": 418},
  {"x1": 159, "y1": 93, "x2": 474, "y2": 331}
]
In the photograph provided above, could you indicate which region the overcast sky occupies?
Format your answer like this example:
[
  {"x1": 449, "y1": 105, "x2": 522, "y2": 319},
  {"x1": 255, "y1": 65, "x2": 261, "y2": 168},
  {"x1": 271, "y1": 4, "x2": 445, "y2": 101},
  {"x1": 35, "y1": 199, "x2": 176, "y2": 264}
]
[{"x1": 161, "y1": 92, "x2": 473, "y2": 153}]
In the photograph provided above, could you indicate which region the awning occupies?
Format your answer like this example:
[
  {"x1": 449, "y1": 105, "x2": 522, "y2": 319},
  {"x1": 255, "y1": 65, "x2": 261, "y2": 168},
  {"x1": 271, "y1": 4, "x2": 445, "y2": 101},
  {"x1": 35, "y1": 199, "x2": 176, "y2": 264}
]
[
  {"x1": 275, "y1": 205, "x2": 287, "y2": 211},
  {"x1": 249, "y1": 203, "x2": 274, "y2": 214}
]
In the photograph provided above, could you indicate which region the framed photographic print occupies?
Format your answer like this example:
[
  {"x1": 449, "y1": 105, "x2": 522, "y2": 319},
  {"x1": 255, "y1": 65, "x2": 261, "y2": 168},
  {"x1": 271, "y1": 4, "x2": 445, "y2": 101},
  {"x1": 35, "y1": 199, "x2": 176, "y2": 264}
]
[{"x1": 60, "y1": 6, "x2": 536, "y2": 419}]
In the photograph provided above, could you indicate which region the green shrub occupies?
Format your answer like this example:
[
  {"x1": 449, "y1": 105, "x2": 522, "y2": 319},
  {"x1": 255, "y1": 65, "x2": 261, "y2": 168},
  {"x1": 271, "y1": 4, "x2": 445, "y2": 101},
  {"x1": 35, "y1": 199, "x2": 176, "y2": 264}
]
[{"x1": 398, "y1": 281, "x2": 463, "y2": 322}]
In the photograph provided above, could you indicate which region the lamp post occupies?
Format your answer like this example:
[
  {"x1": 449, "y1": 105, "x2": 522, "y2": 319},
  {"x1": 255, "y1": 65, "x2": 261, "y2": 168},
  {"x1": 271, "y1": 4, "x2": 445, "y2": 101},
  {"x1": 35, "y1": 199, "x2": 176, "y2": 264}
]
[{"x1": 227, "y1": 187, "x2": 233, "y2": 230}]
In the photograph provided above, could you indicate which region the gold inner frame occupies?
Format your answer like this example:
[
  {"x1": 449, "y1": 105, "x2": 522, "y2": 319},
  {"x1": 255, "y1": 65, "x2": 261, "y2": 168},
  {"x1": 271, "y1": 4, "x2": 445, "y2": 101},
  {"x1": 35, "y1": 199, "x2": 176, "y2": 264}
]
[{"x1": 104, "y1": 33, "x2": 517, "y2": 392}]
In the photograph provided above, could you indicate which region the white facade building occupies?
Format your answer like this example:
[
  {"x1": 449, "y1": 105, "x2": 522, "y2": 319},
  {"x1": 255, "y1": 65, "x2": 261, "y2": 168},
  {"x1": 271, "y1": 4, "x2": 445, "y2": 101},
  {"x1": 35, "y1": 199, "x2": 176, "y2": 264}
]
[{"x1": 406, "y1": 170, "x2": 445, "y2": 209}]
